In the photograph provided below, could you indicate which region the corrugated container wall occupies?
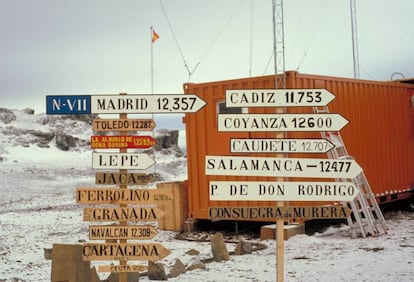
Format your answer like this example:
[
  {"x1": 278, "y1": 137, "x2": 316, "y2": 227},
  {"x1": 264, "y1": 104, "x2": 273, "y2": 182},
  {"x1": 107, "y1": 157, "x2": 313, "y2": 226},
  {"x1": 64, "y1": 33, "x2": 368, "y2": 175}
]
[{"x1": 183, "y1": 71, "x2": 414, "y2": 221}]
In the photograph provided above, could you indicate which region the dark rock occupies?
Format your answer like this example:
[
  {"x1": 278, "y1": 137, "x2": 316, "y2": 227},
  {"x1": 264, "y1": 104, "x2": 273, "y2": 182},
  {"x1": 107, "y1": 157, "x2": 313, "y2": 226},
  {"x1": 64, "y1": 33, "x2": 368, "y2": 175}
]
[
  {"x1": 185, "y1": 249, "x2": 200, "y2": 256},
  {"x1": 168, "y1": 259, "x2": 186, "y2": 278},
  {"x1": 234, "y1": 239, "x2": 253, "y2": 255},
  {"x1": 148, "y1": 261, "x2": 168, "y2": 280},
  {"x1": 23, "y1": 108, "x2": 35, "y2": 115},
  {"x1": 211, "y1": 232, "x2": 230, "y2": 262},
  {"x1": 0, "y1": 108, "x2": 16, "y2": 124},
  {"x1": 55, "y1": 130, "x2": 78, "y2": 151},
  {"x1": 187, "y1": 262, "x2": 206, "y2": 271}
]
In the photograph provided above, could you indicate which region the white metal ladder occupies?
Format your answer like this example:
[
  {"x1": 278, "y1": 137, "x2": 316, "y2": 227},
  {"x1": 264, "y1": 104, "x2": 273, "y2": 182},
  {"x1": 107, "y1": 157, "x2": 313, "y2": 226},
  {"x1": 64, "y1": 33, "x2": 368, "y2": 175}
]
[{"x1": 313, "y1": 106, "x2": 388, "y2": 238}]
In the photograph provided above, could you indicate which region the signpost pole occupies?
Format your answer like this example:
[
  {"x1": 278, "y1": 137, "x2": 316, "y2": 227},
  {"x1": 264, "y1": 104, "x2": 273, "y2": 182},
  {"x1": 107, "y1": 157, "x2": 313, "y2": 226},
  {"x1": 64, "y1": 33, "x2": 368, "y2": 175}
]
[{"x1": 119, "y1": 93, "x2": 128, "y2": 282}]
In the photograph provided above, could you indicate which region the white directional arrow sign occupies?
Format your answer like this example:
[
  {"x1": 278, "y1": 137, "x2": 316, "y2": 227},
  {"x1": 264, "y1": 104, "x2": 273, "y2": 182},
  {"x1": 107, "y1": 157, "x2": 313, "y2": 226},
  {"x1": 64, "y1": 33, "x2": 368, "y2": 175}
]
[
  {"x1": 205, "y1": 155, "x2": 363, "y2": 179},
  {"x1": 225, "y1": 89, "x2": 335, "y2": 107},
  {"x1": 92, "y1": 152, "x2": 155, "y2": 170},
  {"x1": 209, "y1": 181, "x2": 359, "y2": 201},
  {"x1": 91, "y1": 94, "x2": 206, "y2": 114},
  {"x1": 218, "y1": 113, "x2": 349, "y2": 132},
  {"x1": 230, "y1": 138, "x2": 335, "y2": 154}
]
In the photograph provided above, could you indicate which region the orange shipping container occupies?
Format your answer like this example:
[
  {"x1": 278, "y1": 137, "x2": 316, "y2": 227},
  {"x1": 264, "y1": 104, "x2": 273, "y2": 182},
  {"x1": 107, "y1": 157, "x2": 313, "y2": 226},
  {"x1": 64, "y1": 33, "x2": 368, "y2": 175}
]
[{"x1": 183, "y1": 71, "x2": 414, "y2": 221}]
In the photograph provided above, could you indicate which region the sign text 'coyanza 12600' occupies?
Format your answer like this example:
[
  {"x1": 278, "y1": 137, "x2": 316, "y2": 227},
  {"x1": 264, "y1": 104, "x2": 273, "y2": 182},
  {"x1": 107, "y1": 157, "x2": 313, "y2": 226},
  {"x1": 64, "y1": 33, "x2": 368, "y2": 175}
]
[{"x1": 218, "y1": 113, "x2": 348, "y2": 132}]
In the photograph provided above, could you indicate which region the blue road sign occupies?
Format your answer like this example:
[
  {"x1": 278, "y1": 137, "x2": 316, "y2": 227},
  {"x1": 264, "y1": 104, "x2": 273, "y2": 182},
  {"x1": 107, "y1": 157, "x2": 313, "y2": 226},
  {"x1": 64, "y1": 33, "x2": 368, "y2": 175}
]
[{"x1": 46, "y1": 95, "x2": 91, "y2": 114}]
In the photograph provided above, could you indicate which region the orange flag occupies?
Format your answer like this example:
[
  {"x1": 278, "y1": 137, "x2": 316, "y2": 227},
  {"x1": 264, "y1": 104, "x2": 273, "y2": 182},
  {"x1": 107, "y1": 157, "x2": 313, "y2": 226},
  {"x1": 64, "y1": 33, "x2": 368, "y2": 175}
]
[{"x1": 152, "y1": 29, "x2": 159, "y2": 43}]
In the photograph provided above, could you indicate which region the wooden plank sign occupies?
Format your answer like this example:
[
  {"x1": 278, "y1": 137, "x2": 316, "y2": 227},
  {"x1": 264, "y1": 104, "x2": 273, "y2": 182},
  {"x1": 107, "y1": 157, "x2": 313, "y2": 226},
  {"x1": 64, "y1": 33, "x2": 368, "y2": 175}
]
[
  {"x1": 93, "y1": 119, "x2": 156, "y2": 132},
  {"x1": 209, "y1": 181, "x2": 359, "y2": 202},
  {"x1": 82, "y1": 243, "x2": 170, "y2": 261},
  {"x1": 83, "y1": 207, "x2": 165, "y2": 222},
  {"x1": 91, "y1": 135, "x2": 156, "y2": 149},
  {"x1": 230, "y1": 138, "x2": 335, "y2": 154},
  {"x1": 76, "y1": 188, "x2": 172, "y2": 204},
  {"x1": 208, "y1": 206, "x2": 351, "y2": 221},
  {"x1": 98, "y1": 264, "x2": 147, "y2": 273},
  {"x1": 225, "y1": 89, "x2": 335, "y2": 107},
  {"x1": 218, "y1": 113, "x2": 348, "y2": 132},
  {"x1": 89, "y1": 225, "x2": 158, "y2": 240},
  {"x1": 92, "y1": 152, "x2": 155, "y2": 170},
  {"x1": 205, "y1": 155, "x2": 363, "y2": 179},
  {"x1": 95, "y1": 172, "x2": 154, "y2": 185}
]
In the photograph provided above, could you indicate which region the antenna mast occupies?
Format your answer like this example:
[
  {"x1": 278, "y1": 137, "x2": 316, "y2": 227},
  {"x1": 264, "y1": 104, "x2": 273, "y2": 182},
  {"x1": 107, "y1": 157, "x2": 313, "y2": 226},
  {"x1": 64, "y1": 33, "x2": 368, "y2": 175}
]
[
  {"x1": 272, "y1": 0, "x2": 286, "y2": 89},
  {"x1": 350, "y1": 0, "x2": 360, "y2": 78}
]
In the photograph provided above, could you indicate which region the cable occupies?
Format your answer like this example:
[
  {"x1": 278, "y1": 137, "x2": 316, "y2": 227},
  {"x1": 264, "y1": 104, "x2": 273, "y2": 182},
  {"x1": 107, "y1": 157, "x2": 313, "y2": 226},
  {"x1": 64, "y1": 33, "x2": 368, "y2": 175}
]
[{"x1": 158, "y1": 0, "x2": 246, "y2": 81}]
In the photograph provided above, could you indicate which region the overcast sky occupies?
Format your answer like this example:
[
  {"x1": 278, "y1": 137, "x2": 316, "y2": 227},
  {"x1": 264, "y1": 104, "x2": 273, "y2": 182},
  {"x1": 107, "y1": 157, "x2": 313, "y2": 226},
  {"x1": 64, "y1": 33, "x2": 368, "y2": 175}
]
[{"x1": 1, "y1": 0, "x2": 413, "y2": 113}]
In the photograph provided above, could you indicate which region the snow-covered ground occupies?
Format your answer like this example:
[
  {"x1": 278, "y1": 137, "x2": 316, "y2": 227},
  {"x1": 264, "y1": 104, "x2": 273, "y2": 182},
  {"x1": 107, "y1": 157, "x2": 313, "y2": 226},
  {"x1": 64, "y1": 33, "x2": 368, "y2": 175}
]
[{"x1": 0, "y1": 109, "x2": 413, "y2": 281}]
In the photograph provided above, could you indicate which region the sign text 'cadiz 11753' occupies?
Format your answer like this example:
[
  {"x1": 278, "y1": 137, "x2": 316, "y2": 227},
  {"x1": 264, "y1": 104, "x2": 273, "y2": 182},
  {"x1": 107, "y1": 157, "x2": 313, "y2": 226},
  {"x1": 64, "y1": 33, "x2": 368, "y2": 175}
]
[
  {"x1": 205, "y1": 155, "x2": 363, "y2": 179},
  {"x1": 218, "y1": 113, "x2": 348, "y2": 132},
  {"x1": 225, "y1": 89, "x2": 335, "y2": 107},
  {"x1": 46, "y1": 94, "x2": 206, "y2": 114}
]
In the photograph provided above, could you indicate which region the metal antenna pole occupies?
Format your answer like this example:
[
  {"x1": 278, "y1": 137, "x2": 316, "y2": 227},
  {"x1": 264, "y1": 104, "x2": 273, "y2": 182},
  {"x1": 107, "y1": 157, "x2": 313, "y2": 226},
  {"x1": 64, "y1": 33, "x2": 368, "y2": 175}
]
[
  {"x1": 350, "y1": 0, "x2": 360, "y2": 78},
  {"x1": 272, "y1": 1, "x2": 286, "y2": 282}
]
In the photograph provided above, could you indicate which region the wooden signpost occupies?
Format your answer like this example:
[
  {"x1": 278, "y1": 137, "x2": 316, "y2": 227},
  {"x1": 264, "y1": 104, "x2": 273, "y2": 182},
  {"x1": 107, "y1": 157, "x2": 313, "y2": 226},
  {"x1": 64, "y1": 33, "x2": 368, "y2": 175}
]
[
  {"x1": 207, "y1": 88, "x2": 359, "y2": 282},
  {"x1": 46, "y1": 93, "x2": 208, "y2": 280}
]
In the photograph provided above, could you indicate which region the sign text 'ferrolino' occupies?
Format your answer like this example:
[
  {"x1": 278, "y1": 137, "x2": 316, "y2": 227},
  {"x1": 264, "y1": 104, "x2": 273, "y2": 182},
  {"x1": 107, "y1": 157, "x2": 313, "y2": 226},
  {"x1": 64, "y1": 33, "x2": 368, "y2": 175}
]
[
  {"x1": 76, "y1": 188, "x2": 172, "y2": 204},
  {"x1": 205, "y1": 155, "x2": 363, "y2": 179},
  {"x1": 82, "y1": 243, "x2": 171, "y2": 261},
  {"x1": 209, "y1": 181, "x2": 359, "y2": 201},
  {"x1": 208, "y1": 206, "x2": 351, "y2": 221}
]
